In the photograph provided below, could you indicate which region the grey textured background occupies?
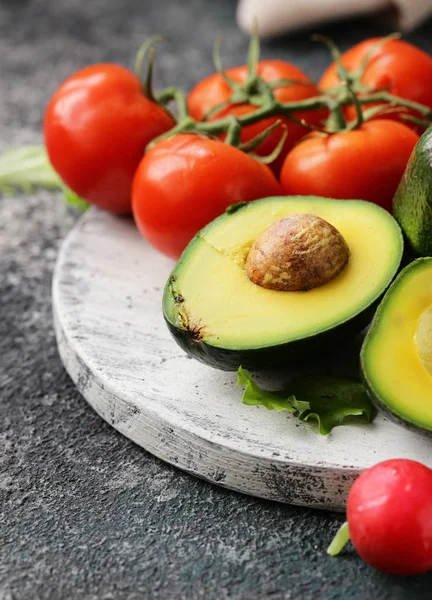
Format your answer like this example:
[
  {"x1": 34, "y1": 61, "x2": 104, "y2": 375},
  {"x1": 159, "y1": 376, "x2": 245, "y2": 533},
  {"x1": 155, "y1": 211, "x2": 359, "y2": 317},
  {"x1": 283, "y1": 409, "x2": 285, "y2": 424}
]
[{"x1": 1, "y1": 1, "x2": 432, "y2": 598}]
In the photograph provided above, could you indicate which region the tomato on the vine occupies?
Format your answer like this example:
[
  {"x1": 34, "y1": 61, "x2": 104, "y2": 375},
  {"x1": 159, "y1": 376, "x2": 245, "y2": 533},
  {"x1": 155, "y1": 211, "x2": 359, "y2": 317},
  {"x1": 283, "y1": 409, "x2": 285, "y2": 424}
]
[
  {"x1": 280, "y1": 120, "x2": 419, "y2": 212},
  {"x1": 319, "y1": 39, "x2": 432, "y2": 130},
  {"x1": 346, "y1": 459, "x2": 432, "y2": 575},
  {"x1": 44, "y1": 64, "x2": 175, "y2": 214},
  {"x1": 132, "y1": 134, "x2": 283, "y2": 259},
  {"x1": 187, "y1": 60, "x2": 327, "y2": 174}
]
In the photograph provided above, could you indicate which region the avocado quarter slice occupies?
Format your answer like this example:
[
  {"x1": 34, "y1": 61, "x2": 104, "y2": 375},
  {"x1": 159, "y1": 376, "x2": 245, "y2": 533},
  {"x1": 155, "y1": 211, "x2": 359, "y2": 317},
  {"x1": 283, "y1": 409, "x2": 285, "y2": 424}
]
[
  {"x1": 361, "y1": 258, "x2": 432, "y2": 434},
  {"x1": 163, "y1": 196, "x2": 403, "y2": 371}
]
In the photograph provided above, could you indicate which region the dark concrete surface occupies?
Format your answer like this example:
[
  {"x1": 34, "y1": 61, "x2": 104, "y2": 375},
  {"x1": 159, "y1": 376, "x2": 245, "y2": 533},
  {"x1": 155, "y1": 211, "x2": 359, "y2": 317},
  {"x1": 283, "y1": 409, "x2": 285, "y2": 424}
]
[{"x1": 1, "y1": 1, "x2": 432, "y2": 598}]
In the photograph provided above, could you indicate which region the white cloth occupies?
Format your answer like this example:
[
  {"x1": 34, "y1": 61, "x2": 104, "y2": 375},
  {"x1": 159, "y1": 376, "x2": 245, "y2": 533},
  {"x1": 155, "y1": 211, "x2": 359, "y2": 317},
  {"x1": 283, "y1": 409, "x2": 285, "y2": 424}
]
[{"x1": 237, "y1": 0, "x2": 432, "y2": 38}]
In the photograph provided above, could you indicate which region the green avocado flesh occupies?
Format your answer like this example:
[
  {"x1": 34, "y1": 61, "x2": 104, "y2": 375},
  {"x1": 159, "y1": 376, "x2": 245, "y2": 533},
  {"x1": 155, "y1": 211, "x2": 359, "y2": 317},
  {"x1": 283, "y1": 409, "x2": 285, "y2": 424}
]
[
  {"x1": 163, "y1": 196, "x2": 403, "y2": 371},
  {"x1": 393, "y1": 126, "x2": 432, "y2": 256},
  {"x1": 361, "y1": 258, "x2": 432, "y2": 433}
]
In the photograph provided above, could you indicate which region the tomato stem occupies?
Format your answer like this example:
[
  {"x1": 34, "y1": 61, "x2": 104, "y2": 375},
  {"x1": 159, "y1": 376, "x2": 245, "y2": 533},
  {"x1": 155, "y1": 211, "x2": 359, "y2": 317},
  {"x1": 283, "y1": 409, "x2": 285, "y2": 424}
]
[
  {"x1": 327, "y1": 521, "x2": 350, "y2": 556},
  {"x1": 401, "y1": 113, "x2": 432, "y2": 128},
  {"x1": 213, "y1": 36, "x2": 239, "y2": 90},
  {"x1": 224, "y1": 117, "x2": 242, "y2": 146},
  {"x1": 326, "y1": 96, "x2": 347, "y2": 130},
  {"x1": 268, "y1": 78, "x2": 315, "y2": 88},
  {"x1": 156, "y1": 86, "x2": 177, "y2": 104},
  {"x1": 144, "y1": 47, "x2": 156, "y2": 101},
  {"x1": 312, "y1": 35, "x2": 353, "y2": 85},
  {"x1": 344, "y1": 81, "x2": 364, "y2": 129},
  {"x1": 195, "y1": 100, "x2": 279, "y2": 134},
  {"x1": 373, "y1": 92, "x2": 432, "y2": 118},
  {"x1": 147, "y1": 32, "x2": 432, "y2": 149},
  {"x1": 174, "y1": 89, "x2": 189, "y2": 122},
  {"x1": 155, "y1": 87, "x2": 189, "y2": 122},
  {"x1": 152, "y1": 87, "x2": 432, "y2": 146},
  {"x1": 202, "y1": 99, "x2": 233, "y2": 121},
  {"x1": 354, "y1": 32, "x2": 401, "y2": 80},
  {"x1": 249, "y1": 124, "x2": 289, "y2": 164},
  {"x1": 246, "y1": 21, "x2": 260, "y2": 87},
  {"x1": 145, "y1": 29, "x2": 432, "y2": 152},
  {"x1": 238, "y1": 119, "x2": 283, "y2": 152},
  {"x1": 134, "y1": 34, "x2": 165, "y2": 95}
]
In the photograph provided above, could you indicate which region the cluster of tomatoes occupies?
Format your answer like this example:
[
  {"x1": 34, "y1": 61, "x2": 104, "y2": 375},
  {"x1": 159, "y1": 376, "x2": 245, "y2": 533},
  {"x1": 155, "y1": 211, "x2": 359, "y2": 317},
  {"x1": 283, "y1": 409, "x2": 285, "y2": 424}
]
[
  {"x1": 43, "y1": 37, "x2": 432, "y2": 576},
  {"x1": 44, "y1": 36, "x2": 432, "y2": 260}
]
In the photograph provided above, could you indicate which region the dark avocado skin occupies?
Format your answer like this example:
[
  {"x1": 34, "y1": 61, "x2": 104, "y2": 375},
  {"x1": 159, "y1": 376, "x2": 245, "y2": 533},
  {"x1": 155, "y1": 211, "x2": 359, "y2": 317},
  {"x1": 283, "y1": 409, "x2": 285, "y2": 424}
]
[
  {"x1": 393, "y1": 126, "x2": 432, "y2": 256},
  {"x1": 165, "y1": 301, "x2": 380, "y2": 372},
  {"x1": 361, "y1": 363, "x2": 432, "y2": 438},
  {"x1": 361, "y1": 373, "x2": 432, "y2": 438}
]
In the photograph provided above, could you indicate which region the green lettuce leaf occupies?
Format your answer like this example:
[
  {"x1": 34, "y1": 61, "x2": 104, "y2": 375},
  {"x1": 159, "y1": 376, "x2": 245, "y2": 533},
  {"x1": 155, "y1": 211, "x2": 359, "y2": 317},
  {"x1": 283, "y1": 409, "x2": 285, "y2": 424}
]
[
  {"x1": 0, "y1": 146, "x2": 62, "y2": 194},
  {"x1": 63, "y1": 187, "x2": 89, "y2": 212},
  {"x1": 237, "y1": 366, "x2": 296, "y2": 412},
  {"x1": 237, "y1": 367, "x2": 374, "y2": 435},
  {"x1": 0, "y1": 145, "x2": 88, "y2": 211}
]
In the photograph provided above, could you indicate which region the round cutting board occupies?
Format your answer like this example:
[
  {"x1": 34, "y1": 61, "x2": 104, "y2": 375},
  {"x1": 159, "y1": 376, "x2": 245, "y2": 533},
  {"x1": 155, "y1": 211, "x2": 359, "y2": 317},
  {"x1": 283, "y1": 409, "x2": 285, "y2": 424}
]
[{"x1": 53, "y1": 209, "x2": 432, "y2": 511}]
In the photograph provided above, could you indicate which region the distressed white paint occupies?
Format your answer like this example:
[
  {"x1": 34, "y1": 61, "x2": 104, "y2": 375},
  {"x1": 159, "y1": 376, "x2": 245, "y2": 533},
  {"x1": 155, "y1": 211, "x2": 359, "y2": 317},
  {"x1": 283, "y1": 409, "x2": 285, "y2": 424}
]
[{"x1": 52, "y1": 209, "x2": 432, "y2": 511}]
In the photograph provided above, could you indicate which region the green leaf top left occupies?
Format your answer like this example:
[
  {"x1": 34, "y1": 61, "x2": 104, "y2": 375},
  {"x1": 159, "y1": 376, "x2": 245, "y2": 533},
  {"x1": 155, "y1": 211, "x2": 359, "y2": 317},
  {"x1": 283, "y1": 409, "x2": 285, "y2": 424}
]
[{"x1": 0, "y1": 145, "x2": 88, "y2": 210}]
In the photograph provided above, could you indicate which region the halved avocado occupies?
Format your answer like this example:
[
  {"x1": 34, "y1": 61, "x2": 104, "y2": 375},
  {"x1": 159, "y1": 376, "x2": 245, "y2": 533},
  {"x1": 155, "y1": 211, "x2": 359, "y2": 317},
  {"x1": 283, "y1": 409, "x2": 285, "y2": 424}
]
[
  {"x1": 361, "y1": 258, "x2": 432, "y2": 433},
  {"x1": 163, "y1": 196, "x2": 403, "y2": 371}
]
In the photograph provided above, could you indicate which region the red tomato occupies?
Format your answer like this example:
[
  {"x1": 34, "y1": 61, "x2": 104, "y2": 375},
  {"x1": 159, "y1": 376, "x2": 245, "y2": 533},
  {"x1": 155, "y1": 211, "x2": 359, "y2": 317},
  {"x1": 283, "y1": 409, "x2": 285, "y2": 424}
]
[
  {"x1": 319, "y1": 39, "x2": 432, "y2": 130},
  {"x1": 280, "y1": 120, "x2": 419, "y2": 212},
  {"x1": 187, "y1": 60, "x2": 327, "y2": 175},
  {"x1": 132, "y1": 134, "x2": 283, "y2": 259},
  {"x1": 347, "y1": 459, "x2": 432, "y2": 575},
  {"x1": 44, "y1": 64, "x2": 175, "y2": 214}
]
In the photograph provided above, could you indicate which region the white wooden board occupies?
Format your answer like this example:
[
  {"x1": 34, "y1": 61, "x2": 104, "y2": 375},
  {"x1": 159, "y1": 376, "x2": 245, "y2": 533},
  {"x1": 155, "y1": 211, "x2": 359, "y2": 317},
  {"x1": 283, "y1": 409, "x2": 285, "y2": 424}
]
[{"x1": 52, "y1": 209, "x2": 432, "y2": 511}]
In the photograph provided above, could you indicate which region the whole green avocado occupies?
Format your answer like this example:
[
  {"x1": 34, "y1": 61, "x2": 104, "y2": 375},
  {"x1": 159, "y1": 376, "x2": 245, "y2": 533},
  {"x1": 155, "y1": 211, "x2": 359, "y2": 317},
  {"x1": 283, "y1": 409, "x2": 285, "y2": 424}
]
[{"x1": 393, "y1": 126, "x2": 432, "y2": 256}]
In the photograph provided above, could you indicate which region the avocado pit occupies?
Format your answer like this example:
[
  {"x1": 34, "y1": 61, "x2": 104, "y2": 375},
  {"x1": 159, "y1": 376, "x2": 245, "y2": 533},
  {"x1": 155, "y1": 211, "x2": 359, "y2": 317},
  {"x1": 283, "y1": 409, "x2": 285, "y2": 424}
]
[{"x1": 245, "y1": 213, "x2": 349, "y2": 292}]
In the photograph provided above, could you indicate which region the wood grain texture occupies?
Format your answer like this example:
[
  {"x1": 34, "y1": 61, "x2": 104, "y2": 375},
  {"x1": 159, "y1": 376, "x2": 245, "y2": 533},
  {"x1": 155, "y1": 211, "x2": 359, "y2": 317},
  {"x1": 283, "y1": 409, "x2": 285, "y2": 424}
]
[{"x1": 52, "y1": 209, "x2": 432, "y2": 510}]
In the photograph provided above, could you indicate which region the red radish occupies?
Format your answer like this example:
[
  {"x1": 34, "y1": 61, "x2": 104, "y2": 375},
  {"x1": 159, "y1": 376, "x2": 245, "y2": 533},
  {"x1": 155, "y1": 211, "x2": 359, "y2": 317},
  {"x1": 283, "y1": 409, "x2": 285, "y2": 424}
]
[{"x1": 328, "y1": 459, "x2": 432, "y2": 575}]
